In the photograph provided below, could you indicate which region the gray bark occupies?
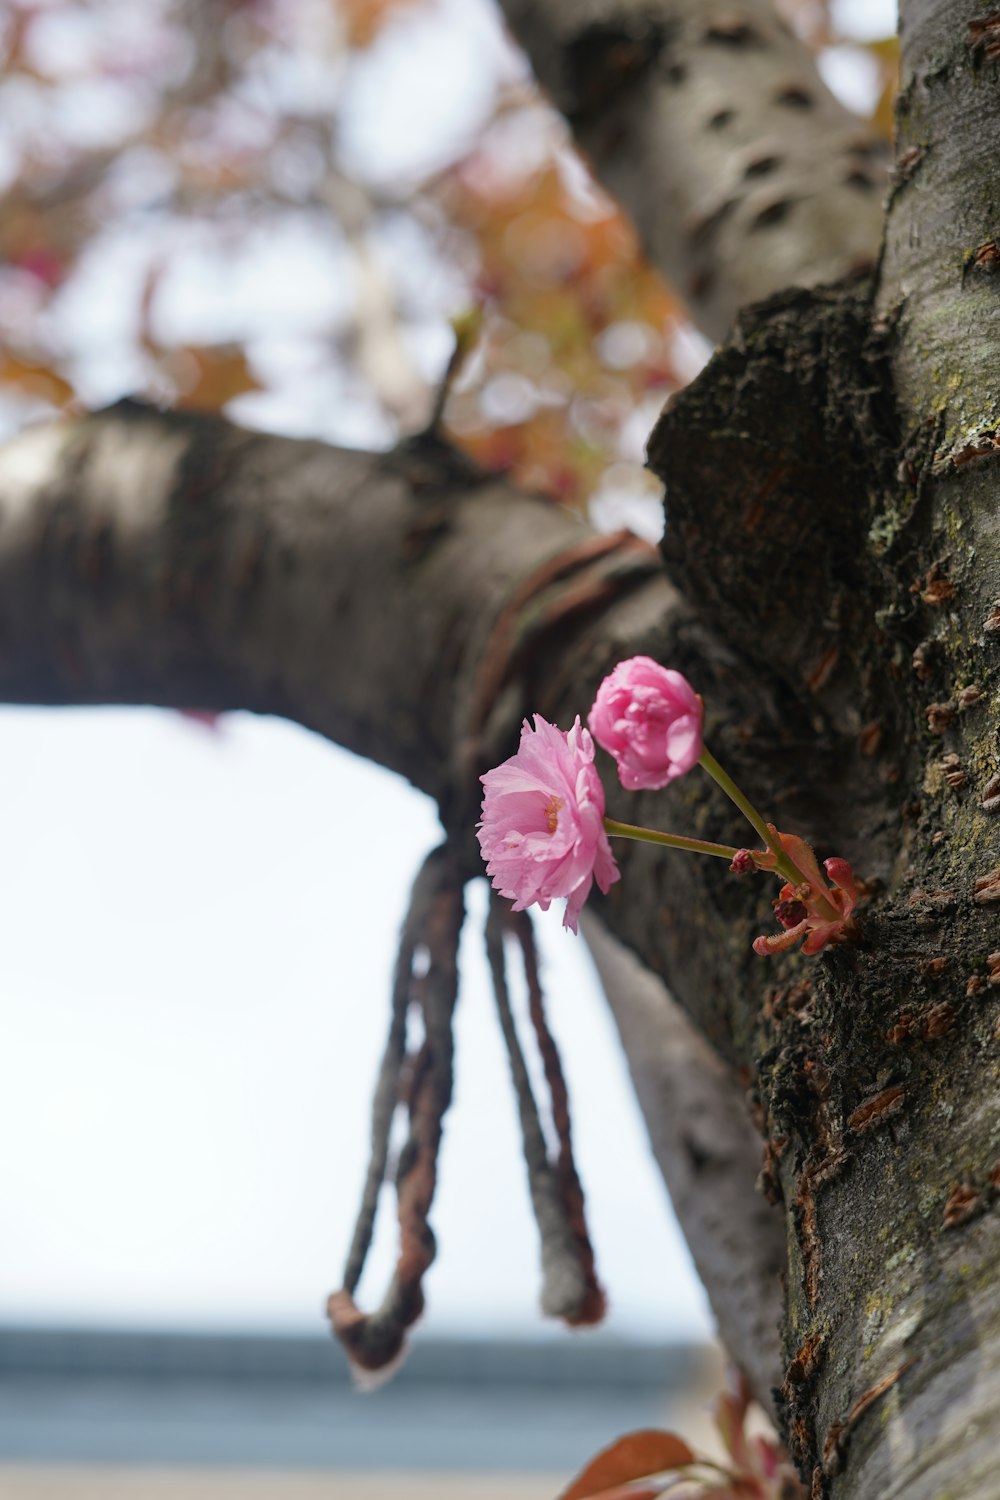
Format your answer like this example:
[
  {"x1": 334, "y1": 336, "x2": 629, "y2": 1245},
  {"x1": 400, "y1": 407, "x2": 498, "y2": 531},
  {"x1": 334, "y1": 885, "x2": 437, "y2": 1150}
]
[
  {"x1": 815, "y1": 4, "x2": 1000, "y2": 1496},
  {"x1": 637, "y1": 0, "x2": 1000, "y2": 1492}
]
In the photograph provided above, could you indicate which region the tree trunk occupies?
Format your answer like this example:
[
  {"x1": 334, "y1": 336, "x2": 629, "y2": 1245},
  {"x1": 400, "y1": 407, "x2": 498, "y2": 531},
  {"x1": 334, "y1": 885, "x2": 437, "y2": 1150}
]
[{"x1": 3, "y1": 0, "x2": 1000, "y2": 1495}]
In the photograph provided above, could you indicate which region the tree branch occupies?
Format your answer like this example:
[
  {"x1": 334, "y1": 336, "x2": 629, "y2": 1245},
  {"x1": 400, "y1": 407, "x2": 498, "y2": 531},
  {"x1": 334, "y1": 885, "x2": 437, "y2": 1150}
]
[
  {"x1": 495, "y1": 0, "x2": 887, "y2": 338},
  {"x1": 582, "y1": 911, "x2": 785, "y2": 1410},
  {"x1": 0, "y1": 401, "x2": 824, "y2": 1065},
  {"x1": 0, "y1": 399, "x2": 801, "y2": 1390},
  {"x1": 0, "y1": 403, "x2": 625, "y2": 814}
]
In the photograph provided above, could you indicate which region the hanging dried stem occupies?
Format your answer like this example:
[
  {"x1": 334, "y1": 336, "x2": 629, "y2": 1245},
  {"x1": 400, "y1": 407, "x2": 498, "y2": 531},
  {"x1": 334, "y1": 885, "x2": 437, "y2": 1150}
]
[
  {"x1": 328, "y1": 843, "x2": 465, "y2": 1374},
  {"x1": 510, "y1": 907, "x2": 605, "y2": 1325},
  {"x1": 485, "y1": 893, "x2": 606, "y2": 1325}
]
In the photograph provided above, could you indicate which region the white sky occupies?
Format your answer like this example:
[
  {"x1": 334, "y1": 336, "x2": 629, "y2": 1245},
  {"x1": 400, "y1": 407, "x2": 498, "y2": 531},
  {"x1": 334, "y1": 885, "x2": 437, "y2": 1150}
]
[{"x1": 0, "y1": 708, "x2": 713, "y2": 1342}]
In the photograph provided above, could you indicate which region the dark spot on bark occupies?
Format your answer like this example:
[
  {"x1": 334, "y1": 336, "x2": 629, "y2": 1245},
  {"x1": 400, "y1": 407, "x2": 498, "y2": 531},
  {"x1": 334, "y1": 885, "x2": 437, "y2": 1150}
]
[
  {"x1": 79, "y1": 517, "x2": 114, "y2": 590},
  {"x1": 682, "y1": 1130, "x2": 712, "y2": 1171},
  {"x1": 775, "y1": 84, "x2": 813, "y2": 109},
  {"x1": 687, "y1": 197, "x2": 734, "y2": 246},
  {"x1": 850, "y1": 137, "x2": 886, "y2": 160},
  {"x1": 704, "y1": 19, "x2": 761, "y2": 47},
  {"x1": 744, "y1": 154, "x2": 782, "y2": 180},
  {"x1": 564, "y1": 20, "x2": 670, "y2": 118},
  {"x1": 708, "y1": 107, "x2": 735, "y2": 129},
  {"x1": 663, "y1": 61, "x2": 686, "y2": 84},
  {"x1": 750, "y1": 198, "x2": 794, "y2": 230}
]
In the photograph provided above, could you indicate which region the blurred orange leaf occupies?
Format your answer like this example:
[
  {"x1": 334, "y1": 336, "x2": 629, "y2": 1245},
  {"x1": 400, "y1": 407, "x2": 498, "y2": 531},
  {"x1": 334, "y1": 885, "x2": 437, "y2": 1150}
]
[
  {"x1": 341, "y1": 0, "x2": 423, "y2": 48},
  {"x1": 559, "y1": 1430, "x2": 698, "y2": 1500},
  {"x1": 440, "y1": 138, "x2": 685, "y2": 511},
  {"x1": 0, "y1": 352, "x2": 75, "y2": 407},
  {"x1": 164, "y1": 346, "x2": 262, "y2": 411}
]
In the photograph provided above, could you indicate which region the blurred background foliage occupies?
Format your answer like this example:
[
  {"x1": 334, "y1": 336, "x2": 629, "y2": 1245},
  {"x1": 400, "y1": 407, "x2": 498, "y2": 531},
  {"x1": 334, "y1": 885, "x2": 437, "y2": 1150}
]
[{"x1": 0, "y1": 0, "x2": 896, "y2": 534}]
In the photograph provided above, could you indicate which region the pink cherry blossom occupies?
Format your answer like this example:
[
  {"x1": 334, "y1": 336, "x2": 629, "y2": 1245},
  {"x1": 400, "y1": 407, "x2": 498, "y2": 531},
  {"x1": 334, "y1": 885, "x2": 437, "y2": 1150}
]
[
  {"x1": 588, "y1": 656, "x2": 704, "y2": 791},
  {"x1": 477, "y1": 714, "x2": 619, "y2": 933}
]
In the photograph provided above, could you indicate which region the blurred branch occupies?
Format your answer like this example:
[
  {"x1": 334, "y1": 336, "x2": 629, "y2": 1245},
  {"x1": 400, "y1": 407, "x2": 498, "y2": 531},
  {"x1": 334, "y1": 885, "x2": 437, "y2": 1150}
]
[
  {"x1": 494, "y1": 0, "x2": 888, "y2": 340},
  {"x1": 582, "y1": 910, "x2": 785, "y2": 1412}
]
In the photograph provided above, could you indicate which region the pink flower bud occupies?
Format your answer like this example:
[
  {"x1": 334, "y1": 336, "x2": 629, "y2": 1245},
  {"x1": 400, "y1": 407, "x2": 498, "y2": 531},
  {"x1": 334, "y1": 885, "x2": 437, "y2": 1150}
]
[
  {"x1": 477, "y1": 715, "x2": 620, "y2": 933},
  {"x1": 730, "y1": 849, "x2": 755, "y2": 875},
  {"x1": 774, "y1": 897, "x2": 808, "y2": 930},
  {"x1": 588, "y1": 657, "x2": 704, "y2": 792}
]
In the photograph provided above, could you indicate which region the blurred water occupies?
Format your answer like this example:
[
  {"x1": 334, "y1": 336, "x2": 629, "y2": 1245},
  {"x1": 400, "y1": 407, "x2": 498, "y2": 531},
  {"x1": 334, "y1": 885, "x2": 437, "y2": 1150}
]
[{"x1": 0, "y1": 1328, "x2": 720, "y2": 1472}]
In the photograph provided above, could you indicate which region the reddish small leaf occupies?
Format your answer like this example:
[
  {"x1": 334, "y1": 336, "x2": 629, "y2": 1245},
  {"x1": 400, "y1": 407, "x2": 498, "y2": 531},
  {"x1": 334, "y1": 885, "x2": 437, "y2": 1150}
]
[{"x1": 559, "y1": 1430, "x2": 697, "y2": 1500}]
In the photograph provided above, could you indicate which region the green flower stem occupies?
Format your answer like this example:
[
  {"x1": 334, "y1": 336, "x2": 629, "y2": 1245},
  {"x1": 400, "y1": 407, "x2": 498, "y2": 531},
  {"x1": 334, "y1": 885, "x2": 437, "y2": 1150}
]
[
  {"x1": 697, "y1": 746, "x2": 804, "y2": 887},
  {"x1": 603, "y1": 818, "x2": 739, "y2": 861}
]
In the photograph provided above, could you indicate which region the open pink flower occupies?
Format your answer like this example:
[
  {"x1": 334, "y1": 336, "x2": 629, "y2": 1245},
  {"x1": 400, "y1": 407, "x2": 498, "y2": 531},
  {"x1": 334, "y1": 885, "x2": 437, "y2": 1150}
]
[
  {"x1": 588, "y1": 656, "x2": 704, "y2": 791},
  {"x1": 477, "y1": 715, "x2": 619, "y2": 933}
]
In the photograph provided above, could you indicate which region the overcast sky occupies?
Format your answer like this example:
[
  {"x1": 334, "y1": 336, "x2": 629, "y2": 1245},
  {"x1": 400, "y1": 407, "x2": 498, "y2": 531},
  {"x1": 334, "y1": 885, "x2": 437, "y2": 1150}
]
[{"x1": 0, "y1": 707, "x2": 713, "y2": 1342}]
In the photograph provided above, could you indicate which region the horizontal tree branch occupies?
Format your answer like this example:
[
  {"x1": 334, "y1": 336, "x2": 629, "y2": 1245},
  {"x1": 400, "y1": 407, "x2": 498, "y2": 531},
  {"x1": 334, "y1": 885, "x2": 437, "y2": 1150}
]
[
  {"x1": 0, "y1": 399, "x2": 797, "y2": 1393},
  {"x1": 0, "y1": 401, "x2": 839, "y2": 1065},
  {"x1": 0, "y1": 403, "x2": 611, "y2": 811}
]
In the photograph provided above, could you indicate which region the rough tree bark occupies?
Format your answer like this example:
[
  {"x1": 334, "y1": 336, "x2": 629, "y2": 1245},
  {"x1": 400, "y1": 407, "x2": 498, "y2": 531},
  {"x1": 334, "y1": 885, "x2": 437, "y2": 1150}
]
[{"x1": 3, "y1": 0, "x2": 1000, "y2": 1496}]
